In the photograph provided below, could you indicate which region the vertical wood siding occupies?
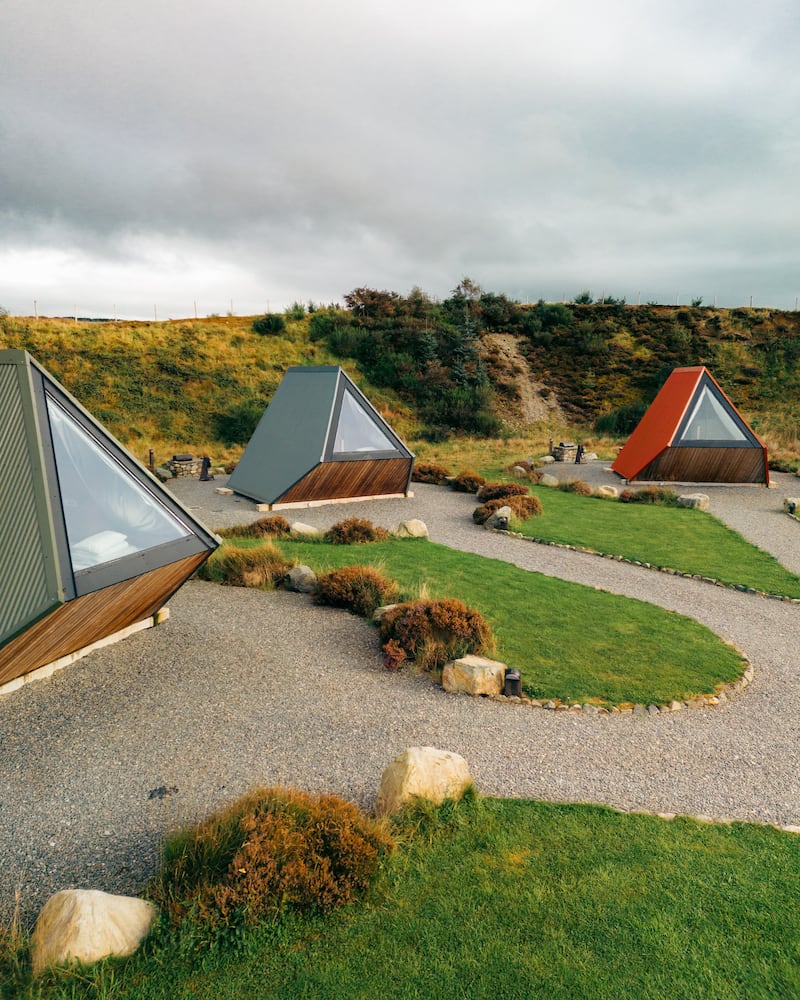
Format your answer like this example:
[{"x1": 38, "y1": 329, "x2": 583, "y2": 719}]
[{"x1": 0, "y1": 552, "x2": 207, "y2": 685}]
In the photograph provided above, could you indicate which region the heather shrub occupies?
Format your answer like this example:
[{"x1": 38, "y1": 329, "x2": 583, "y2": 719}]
[
  {"x1": 149, "y1": 787, "x2": 393, "y2": 932},
  {"x1": 198, "y1": 542, "x2": 293, "y2": 588},
  {"x1": 476, "y1": 482, "x2": 530, "y2": 502},
  {"x1": 411, "y1": 462, "x2": 451, "y2": 485},
  {"x1": 619, "y1": 486, "x2": 679, "y2": 505},
  {"x1": 449, "y1": 470, "x2": 487, "y2": 493},
  {"x1": 315, "y1": 565, "x2": 399, "y2": 617},
  {"x1": 218, "y1": 515, "x2": 291, "y2": 539},
  {"x1": 560, "y1": 479, "x2": 593, "y2": 497},
  {"x1": 378, "y1": 598, "x2": 493, "y2": 672},
  {"x1": 324, "y1": 517, "x2": 390, "y2": 544},
  {"x1": 473, "y1": 494, "x2": 543, "y2": 524},
  {"x1": 223, "y1": 460, "x2": 237, "y2": 475}
]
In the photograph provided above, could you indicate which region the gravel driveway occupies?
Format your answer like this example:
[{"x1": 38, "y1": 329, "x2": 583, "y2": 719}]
[{"x1": 2, "y1": 466, "x2": 799, "y2": 923}]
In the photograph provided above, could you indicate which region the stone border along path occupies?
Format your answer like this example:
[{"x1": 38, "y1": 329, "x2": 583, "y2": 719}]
[{"x1": 1, "y1": 468, "x2": 799, "y2": 924}]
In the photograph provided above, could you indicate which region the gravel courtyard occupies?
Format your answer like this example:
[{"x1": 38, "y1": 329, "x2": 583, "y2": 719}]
[{"x1": 1, "y1": 466, "x2": 798, "y2": 922}]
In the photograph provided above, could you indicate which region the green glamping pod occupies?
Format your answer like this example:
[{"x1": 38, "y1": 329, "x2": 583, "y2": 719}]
[
  {"x1": 0, "y1": 350, "x2": 219, "y2": 689},
  {"x1": 228, "y1": 366, "x2": 415, "y2": 509}
]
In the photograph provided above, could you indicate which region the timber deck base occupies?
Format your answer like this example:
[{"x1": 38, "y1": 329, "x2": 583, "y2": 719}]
[{"x1": 258, "y1": 491, "x2": 415, "y2": 512}]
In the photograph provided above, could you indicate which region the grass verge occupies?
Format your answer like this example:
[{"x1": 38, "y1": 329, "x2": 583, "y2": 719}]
[
  {"x1": 251, "y1": 537, "x2": 746, "y2": 706},
  {"x1": 509, "y1": 486, "x2": 800, "y2": 598},
  {"x1": 12, "y1": 798, "x2": 800, "y2": 999}
]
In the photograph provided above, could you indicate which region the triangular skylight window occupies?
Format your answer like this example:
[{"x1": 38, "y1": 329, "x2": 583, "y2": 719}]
[
  {"x1": 332, "y1": 389, "x2": 397, "y2": 454},
  {"x1": 46, "y1": 394, "x2": 192, "y2": 572},
  {"x1": 676, "y1": 385, "x2": 752, "y2": 445}
]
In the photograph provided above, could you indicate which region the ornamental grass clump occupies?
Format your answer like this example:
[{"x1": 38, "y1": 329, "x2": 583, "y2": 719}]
[
  {"x1": 411, "y1": 462, "x2": 451, "y2": 485},
  {"x1": 324, "y1": 517, "x2": 390, "y2": 544},
  {"x1": 149, "y1": 787, "x2": 393, "y2": 934},
  {"x1": 218, "y1": 515, "x2": 291, "y2": 539},
  {"x1": 559, "y1": 479, "x2": 593, "y2": 496},
  {"x1": 449, "y1": 470, "x2": 487, "y2": 493},
  {"x1": 473, "y1": 494, "x2": 543, "y2": 524},
  {"x1": 619, "y1": 486, "x2": 679, "y2": 506},
  {"x1": 476, "y1": 482, "x2": 530, "y2": 502},
  {"x1": 315, "y1": 565, "x2": 399, "y2": 617},
  {"x1": 379, "y1": 598, "x2": 493, "y2": 672},
  {"x1": 198, "y1": 541, "x2": 294, "y2": 588}
]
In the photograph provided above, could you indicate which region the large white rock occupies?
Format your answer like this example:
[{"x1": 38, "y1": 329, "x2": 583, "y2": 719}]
[
  {"x1": 539, "y1": 473, "x2": 560, "y2": 488},
  {"x1": 30, "y1": 889, "x2": 157, "y2": 977},
  {"x1": 677, "y1": 493, "x2": 710, "y2": 511},
  {"x1": 393, "y1": 518, "x2": 429, "y2": 538},
  {"x1": 538, "y1": 455, "x2": 555, "y2": 465},
  {"x1": 596, "y1": 484, "x2": 619, "y2": 499},
  {"x1": 376, "y1": 747, "x2": 473, "y2": 815},
  {"x1": 442, "y1": 654, "x2": 507, "y2": 696},
  {"x1": 290, "y1": 521, "x2": 322, "y2": 537}
]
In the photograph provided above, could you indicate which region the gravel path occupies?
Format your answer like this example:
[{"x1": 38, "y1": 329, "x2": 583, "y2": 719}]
[{"x1": 2, "y1": 467, "x2": 799, "y2": 923}]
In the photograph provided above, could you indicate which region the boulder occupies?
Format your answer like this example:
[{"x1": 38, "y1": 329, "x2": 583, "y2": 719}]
[
  {"x1": 538, "y1": 455, "x2": 555, "y2": 465},
  {"x1": 30, "y1": 889, "x2": 156, "y2": 977},
  {"x1": 442, "y1": 654, "x2": 507, "y2": 696},
  {"x1": 539, "y1": 473, "x2": 560, "y2": 488},
  {"x1": 582, "y1": 452, "x2": 598, "y2": 462},
  {"x1": 376, "y1": 747, "x2": 473, "y2": 815},
  {"x1": 284, "y1": 564, "x2": 317, "y2": 592},
  {"x1": 372, "y1": 603, "x2": 399, "y2": 623},
  {"x1": 596, "y1": 484, "x2": 619, "y2": 499},
  {"x1": 393, "y1": 518, "x2": 429, "y2": 538},
  {"x1": 783, "y1": 497, "x2": 800, "y2": 515},
  {"x1": 484, "y1": 505, "x2": 512, "y2": 530},
  {"x1": 677, "y1": 493, "x2": 710, "y2": 511},
  {"x1": 290, "y1": 521, "x2": 322, "y2": 538}
]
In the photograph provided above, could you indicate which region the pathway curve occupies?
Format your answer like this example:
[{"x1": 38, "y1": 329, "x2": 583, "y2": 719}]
[{"x1": 1, "y1": 469, "x2": 799, "y2": 922}]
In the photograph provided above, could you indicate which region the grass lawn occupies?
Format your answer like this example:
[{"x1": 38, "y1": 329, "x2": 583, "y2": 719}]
[
  {"x1": 19, "y1": 798, "x2": 800, "y2": 1000},
  {"x1": 510, "y1": 486, "x2": 800, "y2": 598},
  {"x1": 239, "y1": 537, "x2": 747, "y2": 706}
]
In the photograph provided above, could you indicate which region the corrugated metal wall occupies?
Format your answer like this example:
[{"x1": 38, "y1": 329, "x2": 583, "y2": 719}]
[{"x1": 0, "y1": 363, "x2": 58, "y2": 645}]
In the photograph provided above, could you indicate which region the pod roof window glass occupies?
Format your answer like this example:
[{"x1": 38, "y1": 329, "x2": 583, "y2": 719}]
[
  {"x1": 676, "y1": 383, "x2": 755, "y2": 445},
  {"x1": 332, "y1": 389, "x2": 397, "y2": 454},
  {"x1": 46, "y1": 395, "x2": 191, "y2": 572}
]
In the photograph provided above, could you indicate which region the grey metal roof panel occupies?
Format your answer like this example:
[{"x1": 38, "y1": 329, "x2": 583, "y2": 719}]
[
  {"x1": 0, "y1": 354, "x2": 64, "y2": 645},
  {"x1": 228, "y1": 366, "x2": 341, "y2": 503}
]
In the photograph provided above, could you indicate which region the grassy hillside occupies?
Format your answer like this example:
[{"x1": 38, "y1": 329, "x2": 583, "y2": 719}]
[{"x1": 1, "y1": 295, "x2": 798, "y2": 468}]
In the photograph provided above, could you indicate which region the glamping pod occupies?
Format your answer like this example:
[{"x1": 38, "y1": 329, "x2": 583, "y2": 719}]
[
  {"x1": 0, "y1": 350, "x2": 219, "y2": 688},
  {"x1": 228, "y1": 366, "x2": 415, "y2": 508},
  {"x1": 611, "y1": 366, "x2": 769, "y2": 485}
]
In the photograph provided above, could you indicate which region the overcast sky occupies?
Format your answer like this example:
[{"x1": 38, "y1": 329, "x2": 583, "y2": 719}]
[{"x1": 2, "y1": 0, "x2": 799, "y2": 319}]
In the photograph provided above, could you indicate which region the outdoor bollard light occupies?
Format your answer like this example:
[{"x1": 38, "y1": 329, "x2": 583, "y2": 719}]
[
  {"x1": 496, "y1": 515, "x2": 509, "y2": 531},
  {"x1": 504, "y1": 668, "x2": 522, "y2": 697},
  {"x1": 789, "y1": 501, "x2": 797, "y2": 515}
]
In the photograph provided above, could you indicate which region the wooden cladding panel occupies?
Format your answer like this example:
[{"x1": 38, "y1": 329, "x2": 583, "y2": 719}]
[
  {"x1": 0, "y1": 552, "x2": 206, "y2": 685},
  {"x1": 279, "y1": 458, "x2": 413, "y2": 504},
  {"x1": 636, "y1": 447, "x2": 767, "y2": 484}
]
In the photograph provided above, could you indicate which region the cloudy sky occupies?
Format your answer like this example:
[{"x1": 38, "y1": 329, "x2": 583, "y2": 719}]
[{"x1": 2, "y1": 0, "x2": 799, "y2": 318}]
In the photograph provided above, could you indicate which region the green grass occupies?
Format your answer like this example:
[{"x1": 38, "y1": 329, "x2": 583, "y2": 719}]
[
  {"x1": 210, "y1": 537, "x2": 745, "y2": 706},
  {"x1": 511, "y1": 486, "x2": 800, "y2": 598},
  {"x1": 15, "y1": 798, "x2": 800, "y2": 999}
]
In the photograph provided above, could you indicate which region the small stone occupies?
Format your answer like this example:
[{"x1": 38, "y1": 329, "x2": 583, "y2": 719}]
[
  {"x1": 646, "y1": 704, "x2": 660, "y2": 715},
  {"x1": 290, "y1": 522, "x2": 322, "y2": 538},
  {"x1": 633, "y1": 704, "x2": 647, "y2": 716},
  {"x1": 539, "y1": 473, "x2": 559, "y2": 488},
  {"x1": 543, "y1": 700, "x2": 556, "y2": 710},
  {"x1": 669, "y1": 700, "x2": 684, "y2": 712},
  {"x1": 284, "y1": 565, "x2": 317, "y2": 593},
  {"x1": 372, "y1": 604, "x2": 398, "y2": 623},
  {"x1": 582, "y1": 704, "x2": 598, "y2": 715},
  {"x1": 393, "y1": 518, "x2": 429, "y2": 538},
  {"x1": 442, "y1": 654, "x2": 507, "y2": 697},
  {"x1": 677, "y1": 493, "x2": 710, "y2": 511},
  {"x1": 214, "y1": 487, "x2": 234, "y2": 495}
]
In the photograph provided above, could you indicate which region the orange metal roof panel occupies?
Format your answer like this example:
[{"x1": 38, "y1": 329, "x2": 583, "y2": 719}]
[{"x1": 611, "y1": 367, "x2": 705, "y2": 480}]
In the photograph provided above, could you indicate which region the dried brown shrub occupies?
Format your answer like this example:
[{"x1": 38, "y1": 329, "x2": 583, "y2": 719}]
[
  {"x1": 315, "y1": 565, "x2": 399, "y2": 617},
  {"x1": 197, "y1": 542, "x2": 293, "y2": 588},
  {"x1": 476, "y1": 482, "x2": 530, "y2": 502},
  {"x1": 619, "y1": 486, "x2": 678, "y2": 505},
  {"x1": 150, "y1": 787, "x2": 393, "y2": 928},
  {"x1": 560, "y1": 479, "x2": 593, "y2": 496},
  {"x1": 324, "y1": 517, "x2": 390, "y2": 544},
  {"x1": 378, "y1": 598, "x2": 493, "y2": 673},
  {"x1": 473, "y1": 494, "x2": 543, "y2": 524},
  {"x1": 218, "y1": 515, "x2": 291, "y2": 539},
  {"x1": 411, "y1": 462, "x2": 451, "y2": 485},
  {"x1": 449, "y1": 470, "x2": 487, "y2": 493},
  {"x1": 223, "y1": 461, "x2": 237, "y2": 475}
]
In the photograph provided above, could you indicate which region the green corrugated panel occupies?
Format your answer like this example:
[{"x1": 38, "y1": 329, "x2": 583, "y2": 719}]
[
  {"x1": 0, "y1": 360, "x2": 61, "y2": 645},
  {"x1": 228, "y1": 366, "x2": 339, "y2": 504}
]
